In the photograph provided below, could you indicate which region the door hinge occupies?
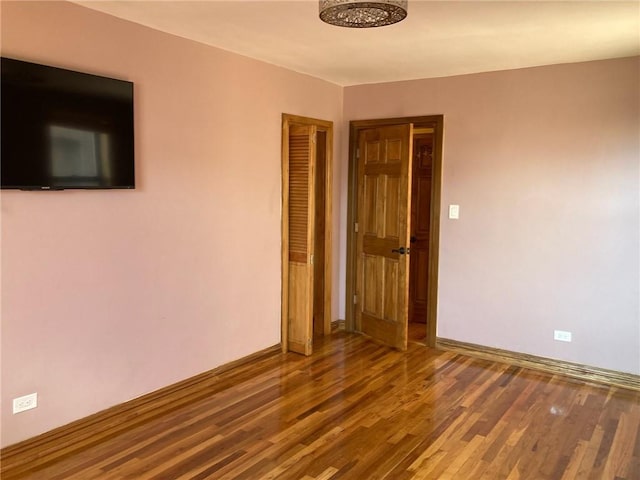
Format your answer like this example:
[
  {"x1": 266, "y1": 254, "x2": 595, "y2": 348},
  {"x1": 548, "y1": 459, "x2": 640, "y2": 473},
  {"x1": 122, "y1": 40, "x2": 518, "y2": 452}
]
[
  {"x1": 353, "y1": 294, "x2": 358, "y2": 305},
  {"x1": 354, "y1": 222, "x2": 359, "y2": 233},
  {"x1": 310, "y1": 254, "x2": 314, "y2": 265},
  {"x1": 312, "y1": 132, "x2": 317, "y2": 144},
  {"x1": 356, "y1": 147, "x2": 360, "y2": 159}
]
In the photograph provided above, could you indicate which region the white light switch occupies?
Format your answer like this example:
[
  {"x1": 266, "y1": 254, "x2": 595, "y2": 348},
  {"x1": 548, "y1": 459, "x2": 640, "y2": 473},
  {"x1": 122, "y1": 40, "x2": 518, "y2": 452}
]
[{"x1": 449, "y1": 204, "x2": 460, "y2": 219}]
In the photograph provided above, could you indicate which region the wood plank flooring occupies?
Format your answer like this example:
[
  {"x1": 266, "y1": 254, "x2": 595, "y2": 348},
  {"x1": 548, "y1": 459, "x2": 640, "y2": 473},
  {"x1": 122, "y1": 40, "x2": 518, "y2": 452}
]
[
  {"x1": 408, "y1": 322, "x2": 427, "y2": 344},
  {"x1": 3, "y1": 332, "x2": 639, "y2": 479}
]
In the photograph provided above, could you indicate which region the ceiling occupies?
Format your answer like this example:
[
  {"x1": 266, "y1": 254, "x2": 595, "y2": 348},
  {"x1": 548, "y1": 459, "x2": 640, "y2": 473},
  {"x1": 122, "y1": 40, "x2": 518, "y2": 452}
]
[{"x1": 73, "y1": 1, "x2": 640, "y2": 86}]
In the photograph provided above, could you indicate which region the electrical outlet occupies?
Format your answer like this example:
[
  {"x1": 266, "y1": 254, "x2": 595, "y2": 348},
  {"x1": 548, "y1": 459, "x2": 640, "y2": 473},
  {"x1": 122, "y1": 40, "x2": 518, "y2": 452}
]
[
  {"x1": 13, "y1": 393, "x2": 37, "y2": 414},
  {"x1": 554, "y1": 330, "x2": 572, "y2": 342}
]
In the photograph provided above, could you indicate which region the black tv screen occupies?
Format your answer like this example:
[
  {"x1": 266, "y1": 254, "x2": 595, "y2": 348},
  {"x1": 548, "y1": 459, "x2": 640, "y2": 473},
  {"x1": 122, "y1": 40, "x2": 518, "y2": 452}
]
[{"x1": 1, "y1": 57, "x2": 134, "y2": 190}]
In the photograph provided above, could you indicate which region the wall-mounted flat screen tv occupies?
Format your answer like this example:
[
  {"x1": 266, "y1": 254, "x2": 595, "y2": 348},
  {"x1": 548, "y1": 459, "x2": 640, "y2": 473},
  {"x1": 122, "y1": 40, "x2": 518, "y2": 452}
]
[{"x1": 1, "y1": 57, "x2": 134, "y2": 190}]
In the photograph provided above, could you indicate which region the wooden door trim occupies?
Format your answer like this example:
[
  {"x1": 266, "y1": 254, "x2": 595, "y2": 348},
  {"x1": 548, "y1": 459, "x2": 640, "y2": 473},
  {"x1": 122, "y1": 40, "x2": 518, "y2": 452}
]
[
  {"x1": 346, "y1": 115, "x2": 443, "y2": 347},
  {"x1": 282, "y1": 114, "x2": 333, "y2": 353}
]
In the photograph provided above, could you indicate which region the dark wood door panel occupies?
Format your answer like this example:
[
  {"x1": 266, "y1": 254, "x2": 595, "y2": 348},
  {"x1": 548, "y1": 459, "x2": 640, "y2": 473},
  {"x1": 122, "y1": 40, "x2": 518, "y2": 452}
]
[{"x1": 409, "y1": 133, "x2": 433, "y2": 324}]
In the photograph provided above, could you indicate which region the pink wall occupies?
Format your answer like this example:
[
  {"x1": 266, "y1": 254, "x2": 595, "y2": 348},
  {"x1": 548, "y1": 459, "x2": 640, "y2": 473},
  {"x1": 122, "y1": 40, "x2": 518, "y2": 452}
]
[
  {"x1": 0, "y1": 1, "x2": 343, "y2": 447},
  {"x1": 2, "y1": 0, "x2": 638, "y2": 450},
  {"x1": 343, "y1": 57, "x2": 640, "y2": 375}
]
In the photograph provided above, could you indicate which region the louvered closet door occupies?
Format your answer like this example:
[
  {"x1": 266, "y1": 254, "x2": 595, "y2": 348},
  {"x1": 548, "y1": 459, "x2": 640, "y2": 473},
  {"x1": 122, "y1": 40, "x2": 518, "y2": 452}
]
[{"x1": 287, "y1": 124, "x2": 316, "y2": 355}]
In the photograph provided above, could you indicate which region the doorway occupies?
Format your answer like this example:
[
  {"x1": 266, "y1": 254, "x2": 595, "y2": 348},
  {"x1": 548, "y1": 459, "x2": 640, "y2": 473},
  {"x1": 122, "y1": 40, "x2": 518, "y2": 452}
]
[
  {"x1": 408, "y1": 128, "x2": 435, "y2": 345},
  {"x1": 346, "y1": 116, "x2": 443, "y2": 349},
  {"x1": 281, "y1": 114, "x2": 333, "y2": 355}
]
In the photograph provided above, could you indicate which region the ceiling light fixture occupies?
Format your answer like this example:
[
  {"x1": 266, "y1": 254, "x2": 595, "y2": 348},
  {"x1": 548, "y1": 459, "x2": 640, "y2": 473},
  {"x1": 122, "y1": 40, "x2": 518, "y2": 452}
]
[{"x1": 319, "y1": 0, "x2": 408, "y2": 28}]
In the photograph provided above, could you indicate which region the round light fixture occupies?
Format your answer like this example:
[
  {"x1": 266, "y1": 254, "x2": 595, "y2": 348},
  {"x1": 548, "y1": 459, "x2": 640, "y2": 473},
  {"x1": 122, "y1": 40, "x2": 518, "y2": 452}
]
[{"x1": 319, "y1": 0, "x2": 408, "y2": 28}]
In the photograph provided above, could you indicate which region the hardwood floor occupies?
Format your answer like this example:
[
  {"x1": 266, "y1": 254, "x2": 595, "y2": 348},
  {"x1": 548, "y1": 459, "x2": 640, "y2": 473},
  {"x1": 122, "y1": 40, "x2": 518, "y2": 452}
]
[
  {"x1": 3, "y1": 332, "x2": 639, "y2": 479},
  {"x1": 408, "y1": 322, "x2": 427, "y2": 345}
]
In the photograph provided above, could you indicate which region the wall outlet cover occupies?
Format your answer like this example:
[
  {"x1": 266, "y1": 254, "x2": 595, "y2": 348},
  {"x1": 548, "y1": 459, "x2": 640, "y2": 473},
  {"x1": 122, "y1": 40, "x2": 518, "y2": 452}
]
[
  {"x1": 554, "y1": 330, "x2": 572, "y2": 342},
  {"x1": 13, "y1": 392, "x2": 38, "y2": 414}
]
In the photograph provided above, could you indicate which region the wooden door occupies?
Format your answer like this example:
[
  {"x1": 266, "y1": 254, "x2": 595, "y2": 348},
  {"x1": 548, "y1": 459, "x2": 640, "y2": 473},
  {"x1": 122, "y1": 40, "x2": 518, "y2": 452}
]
[
  {"x1": 286, "y1": 124, "x2": 316, "y2": 355},
  {"x1": 409, "y1": 133, "x2": 433, "y2": 324},
  {"x1": 355, "y1": 124, "x2": 413, "y2": 350},
  {"x1": 313, "y1": 130, "x2": 326, "y2": 337}
]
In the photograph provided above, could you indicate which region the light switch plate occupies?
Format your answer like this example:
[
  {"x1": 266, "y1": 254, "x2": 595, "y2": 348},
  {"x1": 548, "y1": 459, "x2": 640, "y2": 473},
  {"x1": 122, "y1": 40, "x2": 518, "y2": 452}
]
[{"x1": 449, "y1": 204, "x2": 460, "y2": 219}]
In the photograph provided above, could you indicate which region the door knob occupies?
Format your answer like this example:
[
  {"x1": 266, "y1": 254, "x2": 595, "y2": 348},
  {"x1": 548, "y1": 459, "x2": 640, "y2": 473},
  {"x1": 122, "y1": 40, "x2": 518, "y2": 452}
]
[{"x1": 392, "y1": 246, "x2": 409, "y2": 255}]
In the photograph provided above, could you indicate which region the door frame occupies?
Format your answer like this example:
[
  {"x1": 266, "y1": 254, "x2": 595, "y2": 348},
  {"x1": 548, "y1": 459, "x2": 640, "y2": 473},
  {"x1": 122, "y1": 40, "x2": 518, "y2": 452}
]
[
  {"x1": 281, "y1": 113, "x2": 333, "y2": 353},
  {"x1": 346, "y1": 115, "x2": 443, "y2": 347}
]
